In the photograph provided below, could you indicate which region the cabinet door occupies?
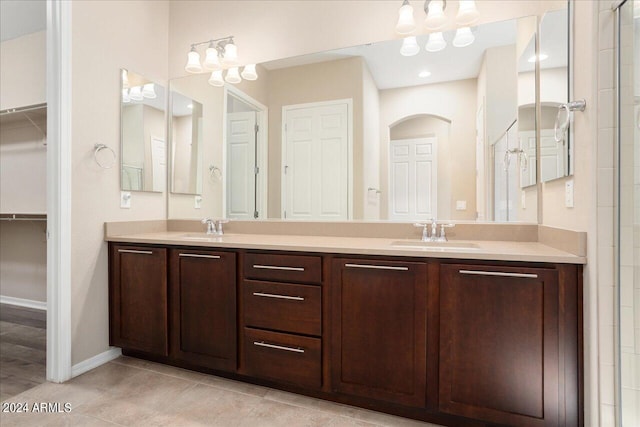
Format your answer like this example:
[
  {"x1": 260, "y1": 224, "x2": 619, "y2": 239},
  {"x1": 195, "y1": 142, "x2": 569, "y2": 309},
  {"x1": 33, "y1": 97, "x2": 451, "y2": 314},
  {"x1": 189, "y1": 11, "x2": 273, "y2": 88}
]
[
  {"x1": 331, "y1": 258, "x2": 427, "y2": 407},
  {"x1": 438, "y1": 264, "x2": 559, "y2": 427},
  {"x1": 109, "y1": 245, "x2": 168, "y2": 356},
  {"x1": 169, "y1": 249, "x2": 236, "y2": 371}
]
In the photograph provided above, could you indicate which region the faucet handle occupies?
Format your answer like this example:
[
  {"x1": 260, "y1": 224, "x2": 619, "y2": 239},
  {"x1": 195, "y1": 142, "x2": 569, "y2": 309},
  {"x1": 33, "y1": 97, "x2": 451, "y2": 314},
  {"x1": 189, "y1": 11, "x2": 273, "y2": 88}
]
[
  {"x1": 201, "y1": 217, "x2": 212, "y2": 224},
  {"x1": 214, "y1": 219, "x2": 229, "y2": 235},
  {"x1": 414, "y1": 223, "x2": 429, "y2": 242},
  {"x1": 438, "y1": 223, "x2": 455, "y2": 241}
]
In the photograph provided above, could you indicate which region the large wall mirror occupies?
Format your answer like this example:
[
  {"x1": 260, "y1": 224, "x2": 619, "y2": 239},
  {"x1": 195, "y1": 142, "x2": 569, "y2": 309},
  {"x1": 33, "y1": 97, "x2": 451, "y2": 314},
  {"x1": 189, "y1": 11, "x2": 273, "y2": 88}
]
[
  {"x1": 167, "y1": 3, "x2": 570, "y2": 223},
  {"x1": 120, "y1": 69, "x2": 167, "y2": 192}
]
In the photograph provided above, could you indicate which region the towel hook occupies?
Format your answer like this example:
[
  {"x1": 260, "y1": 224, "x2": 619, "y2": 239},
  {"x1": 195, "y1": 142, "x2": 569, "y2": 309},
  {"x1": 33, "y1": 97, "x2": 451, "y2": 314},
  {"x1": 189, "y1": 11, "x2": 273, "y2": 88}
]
[{"x1": 94, "y1": 143, "x2": 116, "y2": 169}]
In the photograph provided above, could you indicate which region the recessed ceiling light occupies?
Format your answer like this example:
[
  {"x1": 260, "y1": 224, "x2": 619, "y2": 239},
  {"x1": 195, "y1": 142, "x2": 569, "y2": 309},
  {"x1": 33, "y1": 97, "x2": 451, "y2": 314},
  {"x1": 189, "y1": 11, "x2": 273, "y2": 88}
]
[
  {"x1": 187, "y1": 104, "x2": 194, "y2": 109},
  {"x1": 419, "y1": 70, "x2": 431, "y2": 78},
  {"x1": 528, "y1": 53, "x2": 549, "y2": 63}
]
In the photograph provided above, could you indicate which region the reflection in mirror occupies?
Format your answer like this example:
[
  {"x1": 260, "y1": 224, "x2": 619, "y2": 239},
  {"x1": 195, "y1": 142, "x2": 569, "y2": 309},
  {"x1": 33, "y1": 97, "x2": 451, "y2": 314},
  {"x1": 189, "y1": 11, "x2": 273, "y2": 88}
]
[
  {"x1": 539, "y1": 6, "x2": 570, "y2": 182},
  {"x1": 168, "y1": 15, "x2": 544, "y2": 223},
  {"x1": 170, "y1": 89, "x2": 203, "y2": 195},
  {"x1": 120, "y1": 69, "x2": 166, "y2": 192}
]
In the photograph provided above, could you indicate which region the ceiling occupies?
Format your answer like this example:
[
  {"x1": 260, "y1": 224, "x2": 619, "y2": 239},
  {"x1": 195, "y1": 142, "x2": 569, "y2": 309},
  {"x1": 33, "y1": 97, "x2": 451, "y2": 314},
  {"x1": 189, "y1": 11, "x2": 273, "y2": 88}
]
[{"x1": 0, "y1": 0, "x2": 46, "y2": 42}]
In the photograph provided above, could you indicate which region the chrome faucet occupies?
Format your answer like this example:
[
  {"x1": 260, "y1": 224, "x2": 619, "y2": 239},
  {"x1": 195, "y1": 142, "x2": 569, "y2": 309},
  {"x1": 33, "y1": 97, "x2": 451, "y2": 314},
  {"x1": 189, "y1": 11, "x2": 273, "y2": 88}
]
[
  {"x1": 201, "y1": 218, "x2": 229, "y2": 236},
  {"x1": 414, "y1": 219, "x2": 455, "y2": 242},
  {"x1": 201, "y1": 218, "x2": 216, "y2": 235}
]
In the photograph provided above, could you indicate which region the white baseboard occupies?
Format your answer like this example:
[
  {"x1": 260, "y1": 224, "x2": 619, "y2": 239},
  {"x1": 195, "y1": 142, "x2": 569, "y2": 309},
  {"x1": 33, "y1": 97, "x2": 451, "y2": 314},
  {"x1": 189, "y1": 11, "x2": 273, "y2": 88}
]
[
  {"x1": 71, "y1": 347, "x2": 122, "y2": 378},
  {"x1": 0, "y1": 295, "x2": 47, "y2": 311}
]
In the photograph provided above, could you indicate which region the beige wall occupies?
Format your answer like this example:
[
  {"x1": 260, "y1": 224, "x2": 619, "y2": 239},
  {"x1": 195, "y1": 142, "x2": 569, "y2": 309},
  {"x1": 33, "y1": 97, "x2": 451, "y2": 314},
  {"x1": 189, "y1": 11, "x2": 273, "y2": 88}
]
[
  {"x1": 171, "y1": 114, "x2": 193, "y2": 193},
  {"x1": 0, "y1": 31, "x2": 46, "y2": 110},
  {"x1": 362, "y1": 61, "x2": 381, "y2": 220},
  {"x1": 70, "y1": 0, "x2": 169, "y2": 365},
  {"x1": 379, "y1": 78, "x2": 477, "y2": 221}
]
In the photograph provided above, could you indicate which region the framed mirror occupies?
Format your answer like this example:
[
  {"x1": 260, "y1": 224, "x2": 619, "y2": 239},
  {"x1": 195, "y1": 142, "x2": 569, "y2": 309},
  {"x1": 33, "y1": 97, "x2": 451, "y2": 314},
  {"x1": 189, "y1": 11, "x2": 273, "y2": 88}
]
[
  {"x1": 120, "y1": 69, "x2": 167, "y2": 192},
  {"x1": 168, "y1": 14, "x2": 544, "y2": 223},
  {"x1": 539, "y1": 5, "x2": 570, "y2": 182}
]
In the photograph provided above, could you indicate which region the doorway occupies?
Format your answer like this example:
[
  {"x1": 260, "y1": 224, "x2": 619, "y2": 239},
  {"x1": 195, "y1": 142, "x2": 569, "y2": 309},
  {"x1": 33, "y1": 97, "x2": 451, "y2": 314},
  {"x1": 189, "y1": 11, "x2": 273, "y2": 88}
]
[
  {"x1": 281, "y1": 99, "x2": 352, "y2": 220},
  {"x1": 224, "y1": 87, "x2": 267, "y2": 219}
]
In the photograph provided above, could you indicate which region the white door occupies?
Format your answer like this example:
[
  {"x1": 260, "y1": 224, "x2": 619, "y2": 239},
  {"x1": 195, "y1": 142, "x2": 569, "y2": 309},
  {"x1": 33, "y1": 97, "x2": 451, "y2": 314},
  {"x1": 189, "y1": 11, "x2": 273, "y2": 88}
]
[
  {"x1": 540, "y1": 129, "x2": 565, "y2": 182},
  {"x1": 227, "y1": 111, "x2": 257, "y2": 219},
  {"x1": 389, "y1": 137, "x2": 437, "y2": 221},
  {"x1": 151, "y1": 136, "x2": 166, "y2": 192},
  {"x1": 519, "y1": 130, "x2": 537, "y2": 188},
  {"x1": 283, "y1": 102, "x2": 349, "y2": 220}
]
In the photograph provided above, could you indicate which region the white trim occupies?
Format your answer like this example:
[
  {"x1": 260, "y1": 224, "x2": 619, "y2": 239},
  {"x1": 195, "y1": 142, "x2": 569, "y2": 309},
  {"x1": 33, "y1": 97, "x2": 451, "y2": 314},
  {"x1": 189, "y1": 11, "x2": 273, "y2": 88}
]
[
  {"x1": 281, "y1": 98, "x2": 354, "y2": 220},
  {"x1": 0, "y1": 296, "x2": 47, "y2": 311},
  {"x1": 223, "y1": 86, "x2": 269, "y2": 219},
  {"x1": 46, "y1": 0, "x2": 72, "y2": 383},
  {"x1": 71, "y1": 347, "x2": 122, "y2": 378}
]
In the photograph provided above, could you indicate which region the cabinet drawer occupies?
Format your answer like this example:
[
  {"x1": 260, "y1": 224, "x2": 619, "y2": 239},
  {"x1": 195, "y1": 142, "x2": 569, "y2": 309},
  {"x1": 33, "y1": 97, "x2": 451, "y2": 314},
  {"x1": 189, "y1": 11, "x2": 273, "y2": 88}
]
[
  {"x1": 242, "y1": 280, "x2": 321, "y2": 336},
  {"x1": 244, "y1": 253, "x2": 322, "y2": 284},
  {"x1": 242, "y1": 328, "x2": 322, "y2": 389}
]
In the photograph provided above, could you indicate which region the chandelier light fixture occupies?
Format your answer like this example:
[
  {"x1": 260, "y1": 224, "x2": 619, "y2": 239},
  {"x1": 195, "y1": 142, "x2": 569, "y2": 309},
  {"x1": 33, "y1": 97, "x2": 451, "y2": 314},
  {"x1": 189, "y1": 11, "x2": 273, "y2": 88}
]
[
  {"x1": 184, "y1": 35, "x2": 258, "y2": 86},
  {"x1": 395, "y1": 0, "x2": 480, "y2": 57}
]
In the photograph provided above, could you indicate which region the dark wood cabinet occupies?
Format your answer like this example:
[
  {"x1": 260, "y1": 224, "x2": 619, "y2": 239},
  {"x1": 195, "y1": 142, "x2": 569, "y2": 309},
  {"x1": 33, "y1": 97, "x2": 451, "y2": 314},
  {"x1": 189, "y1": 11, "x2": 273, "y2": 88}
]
[
  {"x1": 109, "y1": 244, "x2": 168, "y2": 356},
  {"x1": 169, "y1": 249, "x2": 236, "y2": 371},
  {"x1": 331, "y1": 258, "x2": 428, "y2": 407},
  {"x1": 437, "y1": 263, "x2": 579, "y2": 427}
]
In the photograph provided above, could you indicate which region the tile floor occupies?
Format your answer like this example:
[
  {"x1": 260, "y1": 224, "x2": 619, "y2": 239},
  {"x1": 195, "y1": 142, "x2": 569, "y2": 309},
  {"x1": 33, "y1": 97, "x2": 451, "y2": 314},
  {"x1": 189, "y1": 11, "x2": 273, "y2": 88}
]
[
  {"x1": 0, "y1": 304, "x2": 47, "y2": 402},
  {"x1": 1, "y1": 356, "x2": 441, "y2": 426}
]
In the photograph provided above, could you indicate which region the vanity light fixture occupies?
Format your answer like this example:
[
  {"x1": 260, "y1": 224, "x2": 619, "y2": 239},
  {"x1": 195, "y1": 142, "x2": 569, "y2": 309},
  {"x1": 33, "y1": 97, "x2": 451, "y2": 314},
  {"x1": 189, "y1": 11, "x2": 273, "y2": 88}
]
[
  {"x1": 425, "y1": 31, "x2": 446, "y2": 52},
  {"x1": 455, "y1": 0, "x2": 480, "y2": 26},
  {"x1": 452, "y1": 26, "x2": 474, "y2": 47},
  {"x1": 400, "y1": 36, "x2": 420, "y2": 56},
  {"x1": 185, "y1": 36, "x2": 257, "y2": 86},
  {"x1": 396, "y1": 0, "x2": 417, "y2": 34}
]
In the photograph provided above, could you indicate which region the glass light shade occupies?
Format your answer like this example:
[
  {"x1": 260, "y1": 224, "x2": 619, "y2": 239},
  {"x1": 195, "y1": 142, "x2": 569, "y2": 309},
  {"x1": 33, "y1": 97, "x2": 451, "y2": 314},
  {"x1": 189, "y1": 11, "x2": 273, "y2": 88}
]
[
  {"x1": 121, "y1": 69, "x2": 129, "y2": 89},
  {"x1": 400, "y1": 36, "x2": 420, "y2": 56},
  {"x1": 129, "y1": 86, "x2": 144, "y2": 101},
  {"x1": 185, "y1": 49, "x2": 203, "y2": 73},
  {"x1": 241, "y1": 64, "x2": 258, "y2": 81},
  {"x1": 122, "y1": 89, "x2": 130, "y2": 103},
  {"x1": 425, "y1": 32, "x2": 446, "y2": 52},
  {"x1": 453, "y1": 27, "x2": 475, "y2": 47},
  {"x1": 223, "y1": 42, "x2": 239, "y2": 66},
  {"x1": 395, "y1": 2, "x2": 416, "y2": 34},
  {"x1": 208, "y1": 70, "x2": 225, "y2": 87},
  {"x1": 425, "y1": 0, "x2": 447, "y2": 30},
  {"x1": 225, "y1": 67, "x2": 242, "y2": 84},
  {"x1": 142, "y1": 83, "x2": 156, "y2": 99},
  {"x1": 456, "y1": 1, "x2": 480, "y2": 26},
  {"x1": 203, "y1": 46, "x2": 221, "y2": 71}
]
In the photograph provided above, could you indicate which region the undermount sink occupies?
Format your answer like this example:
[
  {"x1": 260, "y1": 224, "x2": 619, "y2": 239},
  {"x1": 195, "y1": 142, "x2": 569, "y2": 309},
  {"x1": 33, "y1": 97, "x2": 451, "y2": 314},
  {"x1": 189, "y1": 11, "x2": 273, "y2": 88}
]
[{"x1": 390, "y1": 240, "x2": 481, "y2": 251}]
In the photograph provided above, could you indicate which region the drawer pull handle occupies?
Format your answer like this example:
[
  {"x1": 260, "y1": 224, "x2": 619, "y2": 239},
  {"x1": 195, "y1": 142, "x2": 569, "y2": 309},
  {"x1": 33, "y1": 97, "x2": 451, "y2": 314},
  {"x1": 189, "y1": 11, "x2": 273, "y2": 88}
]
[
  {"x1": 253, "y1": 341, "x2": 305, "y2": 353},
  {"x1": 118, "y1": 249, "x2": 153, "y2": 255},
  {"x1": 179, "y1": 253, "x2": 221, "y2": 259},
  {"x1": 252, "y1": 292, "x2": 304, "y2": 301},
  {"x1": 345, "y1": 263, "x2": 409, "y2": 271},
  {"x1": 253, "y1": 264, "x2": 305, "y2": 272},
  {"x1": 459, "y1": 269, "x2": 538, "y2": 279}
]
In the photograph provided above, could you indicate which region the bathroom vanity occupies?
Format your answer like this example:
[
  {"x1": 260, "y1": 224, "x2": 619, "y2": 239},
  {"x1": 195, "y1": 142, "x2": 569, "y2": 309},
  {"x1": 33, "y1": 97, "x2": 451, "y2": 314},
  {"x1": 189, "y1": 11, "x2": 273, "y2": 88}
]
[{"x1": 107, "y1": 225, "x2": 584, "y2": 427}]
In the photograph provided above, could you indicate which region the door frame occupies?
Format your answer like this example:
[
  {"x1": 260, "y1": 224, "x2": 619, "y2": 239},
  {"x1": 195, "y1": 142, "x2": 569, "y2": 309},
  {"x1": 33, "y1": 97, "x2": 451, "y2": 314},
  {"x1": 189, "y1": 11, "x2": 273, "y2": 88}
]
[
  {"x1": 280, "y1": 98, "x2": 353, "y2": 220},
  {"x1": 222, "y1": 86, "x2": 268, "y2": 219},
  {"x1": 46, "y1": 0, "x2": 73, "y2": 382}
]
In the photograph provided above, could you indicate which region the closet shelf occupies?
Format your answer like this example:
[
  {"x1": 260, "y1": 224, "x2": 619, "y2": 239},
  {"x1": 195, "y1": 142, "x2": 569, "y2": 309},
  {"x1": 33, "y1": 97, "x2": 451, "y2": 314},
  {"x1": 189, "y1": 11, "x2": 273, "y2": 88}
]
[
  {"x1": 0, "y1": 213, "x2": 47, "y2": 221},
  {"x1": 0, "y1": 103, "x2": 47, "y2": 141}
]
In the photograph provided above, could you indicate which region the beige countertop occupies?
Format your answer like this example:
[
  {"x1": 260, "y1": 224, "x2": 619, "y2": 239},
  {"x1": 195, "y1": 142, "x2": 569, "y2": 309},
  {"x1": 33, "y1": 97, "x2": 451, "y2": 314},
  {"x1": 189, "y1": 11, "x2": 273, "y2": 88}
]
[{"x1": 105, "y1": 231, "x2": 586, "y2": 264}]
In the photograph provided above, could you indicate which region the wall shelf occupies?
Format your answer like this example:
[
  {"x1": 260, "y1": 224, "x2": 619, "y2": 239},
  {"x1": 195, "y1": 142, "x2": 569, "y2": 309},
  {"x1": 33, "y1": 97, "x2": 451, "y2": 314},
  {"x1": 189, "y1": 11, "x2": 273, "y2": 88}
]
[{"x1": 0, "y1": 213, "x2": 47, "y2": 222}]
